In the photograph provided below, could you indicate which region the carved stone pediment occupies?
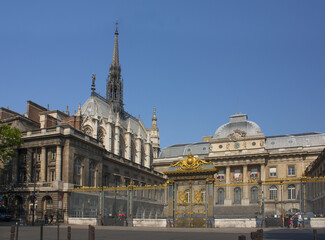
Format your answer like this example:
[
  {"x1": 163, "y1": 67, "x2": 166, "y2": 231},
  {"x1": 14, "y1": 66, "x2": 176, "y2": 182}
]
[{"x1": 227, "y1": 129, "x2": 247, "y2": 141}]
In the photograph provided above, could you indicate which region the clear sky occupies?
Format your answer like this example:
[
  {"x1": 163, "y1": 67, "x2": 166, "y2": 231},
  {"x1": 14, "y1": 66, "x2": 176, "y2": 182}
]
[{"x1": 1, "y1": 1, "x2": 325, "y2": 149}]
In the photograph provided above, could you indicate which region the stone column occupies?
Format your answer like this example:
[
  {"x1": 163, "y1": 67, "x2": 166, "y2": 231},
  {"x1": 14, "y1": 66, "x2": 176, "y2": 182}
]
[
  {"x1": 242, "y1": 165, "x2": 249, "y2": 205},
  {"x1": 224, "y1": 166, "x2": 232, "y2": 206},
  {"x1": 40, "y1": 147, "x2": 47, "y2": 181},
  {"x1": 56, "y1": 145, "x2": 62, "y2": 181},
  {"x1": 114, "y1": 126, "x2": 120, "y2": 156}
]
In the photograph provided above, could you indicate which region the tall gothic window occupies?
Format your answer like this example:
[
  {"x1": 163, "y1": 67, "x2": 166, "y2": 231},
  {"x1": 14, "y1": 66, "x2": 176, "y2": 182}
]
[
  {"x1": 73, "y1": 158, "x2": 82, "y2": 185},
  {"x1": 119, "y1": 135, "x2": 125, "y2": 158},
  {"x1": 288, "y1": 185, "x2": 296, "y2": 200},
  {"x1": 234, "y1": 187, "x2": 241, "y2": 204},
  {"x1": 217, "y1": 188, "x2": 224, "y2": 205},
  {"x1": 89, "y1": 161, "x2": 96, "y2": 187},
  {"x1": 141, "y1": 146, "x2": 145, "y2": 166},
  {"x1": 251, "y1": 186, "x2": 258, "y2": 203},
  {"x1": 270, "y1": 185, "x2": 278, "y2": 200},
  {"x1": 131, "y1": 141, "x2": 136, "y2": 162}
]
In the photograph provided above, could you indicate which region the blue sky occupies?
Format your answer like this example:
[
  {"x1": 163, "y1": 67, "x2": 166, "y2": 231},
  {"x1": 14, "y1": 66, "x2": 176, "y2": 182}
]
[{"x1": 1, "y1": 1, "x2": 325, "y2": 149}]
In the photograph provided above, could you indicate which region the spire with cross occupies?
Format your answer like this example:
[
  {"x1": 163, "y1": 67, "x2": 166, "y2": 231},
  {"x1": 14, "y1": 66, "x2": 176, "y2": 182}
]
[{"x1": 106, "y1": 20, "x2": 124, "y2": 114}]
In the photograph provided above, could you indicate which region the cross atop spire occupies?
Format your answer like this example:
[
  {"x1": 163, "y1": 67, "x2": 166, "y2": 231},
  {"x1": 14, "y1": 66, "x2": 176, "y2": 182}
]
[{"x1": 115, "y1": 18, "x2": 119, "y2": 34}]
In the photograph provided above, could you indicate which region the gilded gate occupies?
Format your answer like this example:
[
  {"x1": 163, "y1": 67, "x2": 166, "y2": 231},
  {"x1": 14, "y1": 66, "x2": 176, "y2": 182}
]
[{"x1": 165, "y1": 154, "x2": 216, "y2": 227}]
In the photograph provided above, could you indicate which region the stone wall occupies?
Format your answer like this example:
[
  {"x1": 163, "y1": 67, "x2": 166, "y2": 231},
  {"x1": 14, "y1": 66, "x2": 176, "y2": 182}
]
[
  {"x1": 310, "y1": 218, "x2": 325, "y2": 228},
  {"x1": 214, "y1": 218, "x2": 256, "y2": 228},
  {"x1": 67, "y1": 217, "x2": 98, "y2": 225},
  {"x1": 133, "y1": 219, "x2": 167, "y2": 227}
]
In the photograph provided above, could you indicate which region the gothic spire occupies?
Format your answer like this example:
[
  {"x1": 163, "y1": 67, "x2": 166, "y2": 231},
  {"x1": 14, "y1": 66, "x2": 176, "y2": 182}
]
[
  {"x1": 150, "y1": 107, "x2": 158, "y2": 130},
  {"x1": 106, "y1": 20, "x2": 124, "y2": 114},
  {"x1": 111, "y1": 20, "x2": 119, "y2": 67}
]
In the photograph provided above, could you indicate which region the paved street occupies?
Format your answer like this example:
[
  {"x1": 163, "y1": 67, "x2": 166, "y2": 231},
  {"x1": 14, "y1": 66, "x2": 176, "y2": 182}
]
[{"x1": 0, "y1": 222, "x2": 324, "y2": 240}]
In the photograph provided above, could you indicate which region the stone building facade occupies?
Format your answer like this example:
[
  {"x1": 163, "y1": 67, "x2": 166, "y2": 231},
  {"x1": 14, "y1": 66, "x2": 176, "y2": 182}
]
[
  {"x1": 154, "y1": 113, "x2": 325, "y2": 218},
  {"x1": 0, "y1": 26, "x2": 164, "y2": 223}
]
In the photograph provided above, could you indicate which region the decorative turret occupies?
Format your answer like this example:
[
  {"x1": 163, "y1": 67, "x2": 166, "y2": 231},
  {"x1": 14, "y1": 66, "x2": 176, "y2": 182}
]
[
  {"x1": 148, "y1": 107, "x2": 160, "y2": 158},
  {"x1": 106, "y1": 21, "x2": 124, "y2": 114}
]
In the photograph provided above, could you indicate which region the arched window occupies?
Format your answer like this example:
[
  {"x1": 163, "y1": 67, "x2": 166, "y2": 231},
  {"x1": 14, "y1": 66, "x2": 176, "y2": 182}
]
[
  {"x1": 234, "y1": 187, "x2": 241, "y2": 204},
  {"x1": 251, "y1": 186, "x2": 258, "y2": 203},
  {"x1": 217, "y1": 188, "x2": 224, "y2": 205},
  {"x1": 270, "y1": 185, "x2": 278, "y2": 200},
  {"x1": 288, "y1": 185, "x2": 296, "y2": 200},
  {"x1": 73, "y1": 158, "x2": 82, "y2": 185},
  {"x1": 83, "y1": 126, "x2": 93, "y2": 137},
  {"x1": 89, "y1": 161, "x2": 96, "y2": 187}
]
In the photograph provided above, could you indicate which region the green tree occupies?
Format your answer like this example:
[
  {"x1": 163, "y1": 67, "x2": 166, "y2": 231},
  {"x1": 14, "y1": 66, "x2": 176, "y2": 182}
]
[{"x1": 0, "y1": 124, "x2": 23, "y2": 164}]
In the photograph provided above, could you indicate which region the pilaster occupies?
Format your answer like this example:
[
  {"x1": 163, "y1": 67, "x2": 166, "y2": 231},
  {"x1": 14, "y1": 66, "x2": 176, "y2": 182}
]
[
  {"x1": 56, "y1": 145, "x2": 62, "y2": 181},
  {"x1": 40, "y1": 147, "x2": 46, "y2": 181},
  {"x1": 225, "y1": 166, "x2": 232, "y2": 206},
  {"x1": 260, "y1": 164, "x2": 266, "y2": 181},
  {"x1": 242, "y1": 165, "x2": 249, "y2": 205}
]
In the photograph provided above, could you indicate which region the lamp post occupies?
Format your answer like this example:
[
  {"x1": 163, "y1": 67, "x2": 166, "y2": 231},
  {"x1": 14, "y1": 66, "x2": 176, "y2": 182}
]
[
  {"x1": 274, "y1": 198, "x2": 278, "y2": 218},
  {"x1": 280, "y1": 180, "x2": 284, "y2": 227}
]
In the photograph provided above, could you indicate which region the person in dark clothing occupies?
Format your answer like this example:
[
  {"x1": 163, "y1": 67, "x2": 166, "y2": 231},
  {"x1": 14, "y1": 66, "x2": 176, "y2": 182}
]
[
  {"x1": 44, "y1": 212, "x2": 48, "y2": 224},
  {"x1": 49, "y1": 214, "x2": 53, "y2": 224}
]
